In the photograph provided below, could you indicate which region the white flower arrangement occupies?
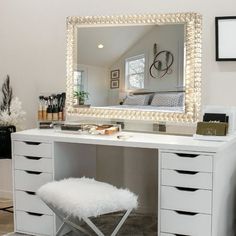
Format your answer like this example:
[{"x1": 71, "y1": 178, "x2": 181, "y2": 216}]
[{"x1": 0, "y1": 97, "x2": 25, "y2": 130}]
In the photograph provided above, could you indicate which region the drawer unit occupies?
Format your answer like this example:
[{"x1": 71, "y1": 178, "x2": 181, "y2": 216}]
[
  {"x1": 160, "y1": 209, "x2": 211, "y2": 236},
  {"x1": 162, "y1": 169, "x2": 213, "y2": 190},
  {"x1": 161, "y1": 152, "x2": 213, "y2": 172},
  {"x1": 16, "y1": 210, "x2": 54, "y2": 236},
  {"x1": 15, "y1": 190, "x2": 52, "y2": 215},
  {"x1": 14, "y1": 155, "x2": 53, "y2": 173},
  {"x1": 13, "y1": 141, "x2": 52, "y2": 158},
  {"x1": 13, "y1": 138, "x2": 54, "y2": 235},
  {"x1": 161, "y1": 186, "x2": 212, "y2": 214},
  {"x1": 14, "y1": 170, "x2": 53, "y2": 192}
]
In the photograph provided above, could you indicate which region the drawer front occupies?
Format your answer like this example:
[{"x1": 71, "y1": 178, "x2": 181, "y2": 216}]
[
  {"x1": 13, "y1": 141, "x2": 52, "y2": 158},
  {"x1": 14, "y1": 155, "x2": 53, "y2": 173},
  {"x1": 161, "y1": 186, "x2": 212, "y2": 214},
  {"x1": 14, "y1": 170, "x2": 53, "y2": 192},
  {"x1": 161, "y1": 209, "x2": 211, "y2": 236},
  {"x1": 16, "y1": 210, "x2": 54, "y2": 236},
  {"x1": 162, "y1": 169, "x2": 213, "y2": 190},
  {"x1": 15, "y1": 190, "x2": 52, "y2": 215},
  {"x1": 161, "y1": 152, "x2": 213, "y2": 172}
]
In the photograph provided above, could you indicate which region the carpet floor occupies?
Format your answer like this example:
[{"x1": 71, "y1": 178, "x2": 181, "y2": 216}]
[
  {"x1": 2, "y1": 213, "x2": 157, "y2": 235},
  {"x1": 0, "y1": 198, "x2": 14, "y2": 235}
]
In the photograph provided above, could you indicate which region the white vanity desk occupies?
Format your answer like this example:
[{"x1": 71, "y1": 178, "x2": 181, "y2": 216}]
[{"x1": 11, "y1": 129, "x2": 236, "y2": 236}]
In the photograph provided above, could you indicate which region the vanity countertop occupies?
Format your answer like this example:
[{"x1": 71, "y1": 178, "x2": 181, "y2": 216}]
[{"x1": 12, "y1": 128, "x2": 236, "y2": 153}]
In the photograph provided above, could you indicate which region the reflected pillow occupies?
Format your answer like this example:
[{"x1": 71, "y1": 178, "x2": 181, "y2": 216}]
[
  {"x1": 178, "y1": 93, "x2": 184, "y2": 106},
  {"x1": 151, "y1": 93, "x2": 182, "y2": 107},
  {"x1": 123, "y1": 95, "x2": 150, "y2": 106}
]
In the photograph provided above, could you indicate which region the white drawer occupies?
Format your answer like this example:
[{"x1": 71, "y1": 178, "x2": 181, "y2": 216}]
[
  {"x1": 14, "y1": 170, "x2": 53, "y2": 192},
  {"x1": 16, "y1": 210, "x2": 54, "y2": 236},
  {"x1": 162, "y1": 169, "x2": 213, "y2": 190},
  {"x1": 14, "y1": 155, "x2": 53, "y2": 173},
  {"x1": 13, "y1": 141, "x2": 52, "y2": 158},
  {"x1": 15, "y1": 190, "x2": 52, "y2": 215},
  {"x1": 161, "y1": 186, "x2": 212, "y2": 214},
  {"x1": 161, "y1": 152, "x2": 213, "y2": 172},
  {"x1": 161, "y1": 209, "x2": 211, "y2": 236}
]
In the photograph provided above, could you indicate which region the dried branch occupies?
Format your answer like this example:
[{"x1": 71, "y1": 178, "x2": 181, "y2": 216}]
[{"x1": 0, "y1": 75, "x2": 13, "y2": 115}]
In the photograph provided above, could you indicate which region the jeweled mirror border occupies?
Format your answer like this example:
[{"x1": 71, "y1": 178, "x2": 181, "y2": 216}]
[{"x1": 66, "y1": 13, "x2": 202, "y2": 123}]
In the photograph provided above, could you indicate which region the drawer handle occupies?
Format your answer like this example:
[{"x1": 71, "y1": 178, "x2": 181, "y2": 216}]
[
  {"x1": 25, "y1": 156, "x2": 42, "y2": 160},
  {"x1": 175, "y1": 170, "x2": 198, "y2": 175},
  {"x1": 175, "y1": 210, "x2": 198, "y2": 216},
  {"x1": 25, "y1": 191, "x2": 36, "y2": 195},
  {"x1": 24, "y1": 141, "x2": 41, "y2": 145},
  {"x1": 26, "y1": 212, "x2": 43, "y2": 217},
  {"x1": 25, "y1": 170, "x2": 42, "y2": 175},
  {"x1": 174, "y1": 234, "x2": 190, "y2": 236},
  {"x1": 176, "y1": 153, "x2": 199, "y2": 158},
  {"x1": 176, "y1": 187, "x2": 198, "y2": 192}
]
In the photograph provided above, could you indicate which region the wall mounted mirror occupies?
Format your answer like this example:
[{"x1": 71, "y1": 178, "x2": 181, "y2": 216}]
[{"x1": 66, "y1": 13, "x2": 202, "y2": 123}]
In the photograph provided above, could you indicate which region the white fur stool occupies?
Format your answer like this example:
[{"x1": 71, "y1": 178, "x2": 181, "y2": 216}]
[{"x1": 37, "y1": 177, "x2": 138, "y2": 236}]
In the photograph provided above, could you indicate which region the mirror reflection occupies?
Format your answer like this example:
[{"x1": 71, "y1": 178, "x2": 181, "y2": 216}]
[{"x1": 73, "y1": 24, "x2": 185, "y2": 113}]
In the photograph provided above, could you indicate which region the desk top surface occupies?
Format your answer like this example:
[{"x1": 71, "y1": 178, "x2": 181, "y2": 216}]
[{"x1": 12, "y1": 129, "x2": 236, "y2": 153}]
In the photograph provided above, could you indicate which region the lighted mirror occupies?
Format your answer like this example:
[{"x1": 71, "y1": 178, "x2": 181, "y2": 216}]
[{"x1": 66, "y1": 13, "x2": 202, "y2": 122}]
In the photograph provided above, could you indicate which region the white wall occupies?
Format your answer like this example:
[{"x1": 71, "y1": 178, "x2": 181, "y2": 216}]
[
  {"x1": 0, "y1": 160, "x2": 12, "y2": 198},
  {"x1": 0, "y1": 0, "x2": 236, "y2": 199},
  {"x1": 76, "y1": 64, "x2": 109, "y2": 106}
]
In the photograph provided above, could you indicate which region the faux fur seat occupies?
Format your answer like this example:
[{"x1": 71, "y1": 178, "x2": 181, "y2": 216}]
[{"x1": 37, "y1": 177, "x2": 138, "y2": 236}]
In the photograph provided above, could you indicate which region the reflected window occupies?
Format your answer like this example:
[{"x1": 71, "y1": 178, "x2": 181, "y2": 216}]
[
  {"x1": 74, "y1": 70, "x2": 85, "y2": 91},
  {"x1": 74, "y1": 70, "x2": 86, "y2": 103},
  {"x1": 125, "y1": 54, "x2": 145, "y2": 90}
]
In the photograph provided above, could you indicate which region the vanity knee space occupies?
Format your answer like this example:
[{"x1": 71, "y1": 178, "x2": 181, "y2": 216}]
[{"x1": 160, "y1": 151, "x2": 213, "y2": 236}]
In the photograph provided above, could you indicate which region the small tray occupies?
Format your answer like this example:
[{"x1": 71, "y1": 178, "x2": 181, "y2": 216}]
[{"x1": 60, "y1": 123, "x2": 121, "y2": 135}]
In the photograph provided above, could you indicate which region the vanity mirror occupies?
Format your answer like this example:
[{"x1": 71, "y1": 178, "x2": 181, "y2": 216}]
[{"x1": 66, "y1": 13, "x2": 202, "y2": 122}]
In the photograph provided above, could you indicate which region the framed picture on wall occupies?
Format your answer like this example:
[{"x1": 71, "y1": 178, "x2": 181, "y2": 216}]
[
  {"x1": 215, "y1": 16, "x2": 236, "y2": 61},
  {"x1": 110, "y1": 79, "x2": 119, "y2": 89},
  {"x1": 111, "y1": 69, "x2": 120, "y2": 79}
]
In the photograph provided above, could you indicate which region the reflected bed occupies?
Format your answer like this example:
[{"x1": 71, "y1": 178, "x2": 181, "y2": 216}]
[{"x1": 102, "y1": 105, "x2": 184, "y2": 113}]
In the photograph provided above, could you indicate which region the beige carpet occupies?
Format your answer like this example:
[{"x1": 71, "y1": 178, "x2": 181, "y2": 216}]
[
  {"x1": 0, "y1": 198, "x2": 14, "y2": 235},
  {"x1": 80, "y1": 213, "x2": 157, "y2": 235}
]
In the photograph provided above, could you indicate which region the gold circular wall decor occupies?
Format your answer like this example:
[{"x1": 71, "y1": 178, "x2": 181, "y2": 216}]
[{"x1": 66, "y1": 13, "x2": 202, "y2": 123}]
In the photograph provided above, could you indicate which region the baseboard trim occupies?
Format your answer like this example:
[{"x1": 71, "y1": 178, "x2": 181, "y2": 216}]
[{"x1": 0, "y1": 190, "x2": 13, "y2": 199}]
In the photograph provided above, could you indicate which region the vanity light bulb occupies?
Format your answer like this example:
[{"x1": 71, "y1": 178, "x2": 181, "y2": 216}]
[{"x1": 98, "y1": 44, "x2": 104, "y2": 49}]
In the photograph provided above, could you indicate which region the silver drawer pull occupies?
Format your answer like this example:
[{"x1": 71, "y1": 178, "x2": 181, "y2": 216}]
[
  {"x1": 24, "y1": 141, "x2": 41, "y2": 145},
  {"x1": 176, "y1": 153, "x2": 199, "y2": 158},
  {"x1": 175, "y1": 170, "x2": 198, "y2": 175},
  {"x1": 175, "y1": 210, "x2": 198, "y2": 216},
  {"x1": 25, "y1": 156, "x2": 42, "y2": 160},
  {"x1": 175, "y1": 187, "x2": 198, "y2": 192},
  {"x1": 25, "y1": 170, "x2": 42, "y2": 175},
  {"x1": 25, "y1": 191, "x2": 36, "y2": 195},
  {"x1": 26, "y1": 212, "x2": 43, "y2": 217}
]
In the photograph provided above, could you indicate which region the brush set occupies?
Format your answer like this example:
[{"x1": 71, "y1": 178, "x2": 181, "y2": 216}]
[{"x1": 38, "y1": 93, "x2": 66, "y2": 122}]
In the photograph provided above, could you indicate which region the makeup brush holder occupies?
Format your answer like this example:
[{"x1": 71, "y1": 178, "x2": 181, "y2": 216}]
[{"x1": 38, "y1": 93, "x2": 66, "y2": 122}]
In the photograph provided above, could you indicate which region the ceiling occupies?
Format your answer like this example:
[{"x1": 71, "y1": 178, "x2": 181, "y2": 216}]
[{"x1": 77, "y1": 25, "x2": 155, "y2": 68}]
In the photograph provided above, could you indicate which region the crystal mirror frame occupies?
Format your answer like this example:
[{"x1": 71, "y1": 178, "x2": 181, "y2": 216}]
[{"x1": 66, "y1": 13, "x2": 202, "y2": 123}]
